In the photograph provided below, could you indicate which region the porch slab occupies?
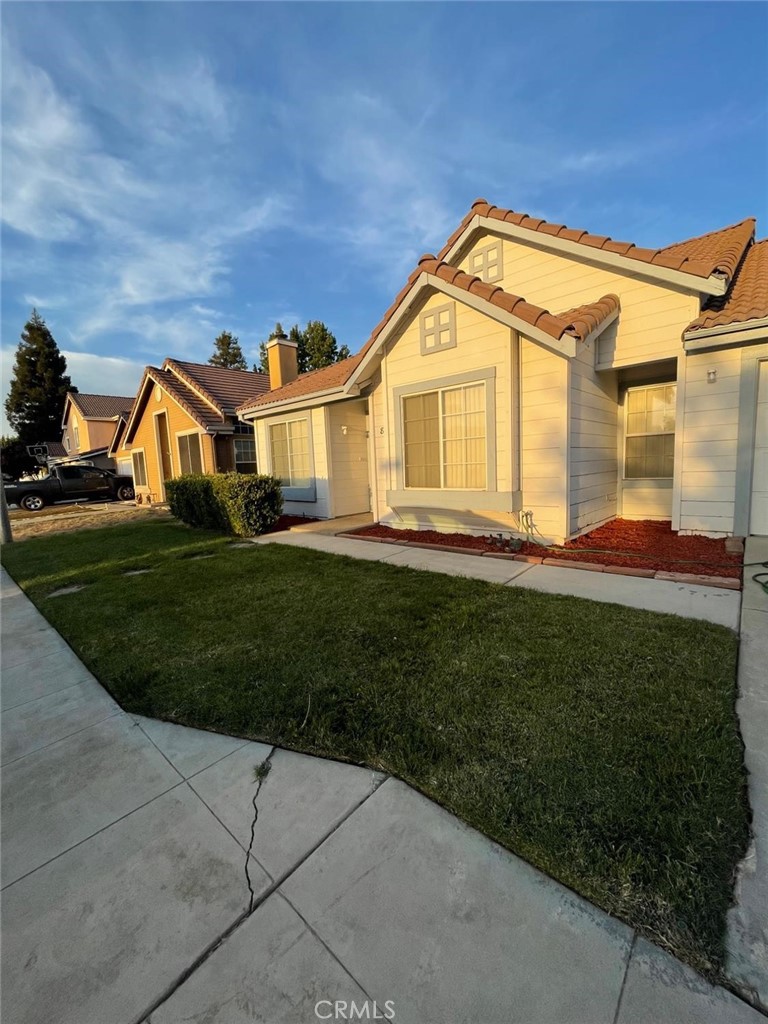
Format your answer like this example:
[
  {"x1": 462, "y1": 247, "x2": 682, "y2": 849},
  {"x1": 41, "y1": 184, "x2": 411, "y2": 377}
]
[
  {"x1": 288, "y1": 512, "x2": 374, "y2": 535},
  {"x1": 189, "y1": 744, "x2": 383, "y2": 881},
  {"x1": 281, "y1": 777, "x2": 633, "y2": 1024},
  {"x1": 150, "y1": 891, "x2": 370, "y2": 1024}
]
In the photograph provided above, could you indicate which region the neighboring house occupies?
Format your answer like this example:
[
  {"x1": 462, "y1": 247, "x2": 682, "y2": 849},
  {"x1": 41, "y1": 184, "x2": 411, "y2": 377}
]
[
  {"x1": 55, "y1": 392, "x2": 136, "y2": 472},
  {"x1": 238, "y1": 199, "x2": 768, "y2": 542},
  {"x1": 118, "y1": 359, "x2": 269, "y2": 501}
]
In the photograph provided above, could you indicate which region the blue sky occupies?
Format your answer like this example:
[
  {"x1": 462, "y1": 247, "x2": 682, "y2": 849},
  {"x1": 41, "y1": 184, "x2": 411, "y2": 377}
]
[{"x1": 2, "y1": 2, "x2": 767, "y2": 434}]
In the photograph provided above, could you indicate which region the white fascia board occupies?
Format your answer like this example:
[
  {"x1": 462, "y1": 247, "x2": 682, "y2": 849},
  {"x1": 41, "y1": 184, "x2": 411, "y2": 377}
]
[
  {"x1": 683, "y1": 316, "x2": 768, "y2": 342},
  {"x1": 683, "y1": 320, "x2": 768, "y2": 351},
  {"x1": 344, "y1": 274, "x2": 576, "y2": 392},
  {"x1": 238, "y1": 385, "x2": 359, "y2": 421},
  {"x1": 444, "y1": 215, "x2": 728, "y2": 297},
  {"x1": 581, "y1": 306, "x2": 621, "y2": 349}
]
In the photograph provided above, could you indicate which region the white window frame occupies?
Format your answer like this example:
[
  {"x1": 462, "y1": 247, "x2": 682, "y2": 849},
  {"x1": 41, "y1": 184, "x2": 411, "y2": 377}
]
[
  {"x1": 469, "y1": 241, "x2": 503, "y2": 284},
  {"x1": 267, "y1": 415, "x2": 316, "y2": 501},
  {"x1": 419, "y1": 303, "x2": 456, "y2": 355},
  {"x1": 402, "y1": 383, "x2": 488, "y2": 491},
  {"x1": 386, "y1": 367, "x2": 512, "y2": 515},
  {"x1": 176, "y1": 428, "x2": 204, "y2": 476},
  {"x1": 233, "y1": 434, "x2": 258, "y2": 474},
  {"x1": 131, "y1": 448, "x2": 148, "y2": 488},
  {"x1": 73, "y1": 423, "x2": 80, "y2": 450},
  {"x1": 623, "y1": 383, "x2": 676, "y2": 481}
]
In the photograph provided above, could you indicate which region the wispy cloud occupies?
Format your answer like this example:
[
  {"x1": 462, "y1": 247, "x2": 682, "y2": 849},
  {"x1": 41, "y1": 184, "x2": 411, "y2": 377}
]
[{"x1": 1, "y1": 32, "x2": 291, "y2": 358}]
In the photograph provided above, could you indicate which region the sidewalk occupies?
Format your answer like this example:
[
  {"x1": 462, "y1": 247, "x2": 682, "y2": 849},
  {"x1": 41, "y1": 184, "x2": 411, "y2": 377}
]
[
  {"x1": 1, "y1": 568, "x2": 762, "y2": 1024},
  {"x1": 252, "y1": 530, "x2": 742, "y2": 629},
  {"x1": 727, "y1": 536, "x2": 768, "y2": 1007}
]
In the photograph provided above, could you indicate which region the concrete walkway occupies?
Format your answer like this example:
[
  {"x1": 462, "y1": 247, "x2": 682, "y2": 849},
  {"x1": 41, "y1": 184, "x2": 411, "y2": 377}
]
[
  {"x1": 727, "y1": 536, "x2": 768, "y2": 1008},
  {"x1": 1, "y1": 569, "x2": 763, "y2": 1024},
  {"x1": 252, "y1": 530, "x2": 742, "y2": 629}
]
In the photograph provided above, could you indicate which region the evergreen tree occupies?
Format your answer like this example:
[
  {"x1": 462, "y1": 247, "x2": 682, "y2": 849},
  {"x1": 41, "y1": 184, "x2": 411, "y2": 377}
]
[
  {"x1": 4, "y1": 311, "x2": 74, "y2": 444},
  {"x1": 0, "y1": 436, "x2": 38, "y2": 481},
  {"x1": 209, "y1": 330, "x2": 247, "y2": 370},
  {"x1": 257, "y1": 320, "x2": 350, "y2": 377},
  {"x1": 255, "y1": 323, "x2": 287, "y2": 374},
  {"x1": 302, "y1": 320, "x2": 350, "y2": 371}
]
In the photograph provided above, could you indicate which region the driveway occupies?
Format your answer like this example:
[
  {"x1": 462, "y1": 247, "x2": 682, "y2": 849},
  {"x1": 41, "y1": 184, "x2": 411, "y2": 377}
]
[{"x1": 1, "y1": 568, "x2": 762, "y2": 1024}]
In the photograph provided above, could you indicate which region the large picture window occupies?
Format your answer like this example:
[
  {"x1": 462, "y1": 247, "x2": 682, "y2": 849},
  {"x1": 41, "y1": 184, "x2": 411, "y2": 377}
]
[
  {"x1": 269, "y1": 418, "x2": 311, "y2": 488},
  {"x1": 178, "y1": 432, "x2": 203, "y2": 475},
  {"x1": 624, "y1": 384, "x2": 676, "y2": 479},
  {"x1": 234, "y1": 436, "x2": 258, "y2": 474},
  {"x1": 131, "y1": 450, "x2": 147, "y2": 487},
  {"x1": 403, "y1": 383, "x2": 487, "y2": 490}
]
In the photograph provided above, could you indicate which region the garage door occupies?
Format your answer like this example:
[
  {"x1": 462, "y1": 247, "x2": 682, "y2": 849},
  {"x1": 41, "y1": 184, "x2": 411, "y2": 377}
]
[{"x1": 750, "y1": 360, "x2": 768, "y2": 535}]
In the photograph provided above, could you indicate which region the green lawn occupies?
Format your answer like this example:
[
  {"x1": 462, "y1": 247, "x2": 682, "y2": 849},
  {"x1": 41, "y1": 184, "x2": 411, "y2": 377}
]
[{"x1": 1, "y1": 520, "x2": 749, "y2": 977}]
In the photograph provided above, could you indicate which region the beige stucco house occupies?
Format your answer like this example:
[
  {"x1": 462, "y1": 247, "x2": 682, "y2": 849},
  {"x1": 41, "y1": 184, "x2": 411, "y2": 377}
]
[{"x1": 238, "y1": 200, "x2": 768, "y2": 543}]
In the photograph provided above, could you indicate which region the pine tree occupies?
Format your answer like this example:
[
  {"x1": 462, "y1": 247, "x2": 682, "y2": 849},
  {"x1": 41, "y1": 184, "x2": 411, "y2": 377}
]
[
  {"x1": 303, "y1": 321, "x2": 349, "y2": 371},
  {"x1": 256, "y1": 320, "x2": 351, "y2": 376},
  {"x1": 209, "y1": 331, "x2": 247, "y2": 371},
  {"x1": 4, "y1": 311, "x2": 75, "y2": 444},
  {"x1": 256, "y1": 323, "x2": 287, "y2": 374}
]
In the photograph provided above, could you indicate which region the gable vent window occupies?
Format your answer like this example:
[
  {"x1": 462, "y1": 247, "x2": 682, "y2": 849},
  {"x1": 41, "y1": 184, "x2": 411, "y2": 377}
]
[
  {"x1": 420, "y1": 303, "x2": 456, "y2": 355},
  {"x1": 469, "y1": 242, "x2": 503, "y2": 284}
]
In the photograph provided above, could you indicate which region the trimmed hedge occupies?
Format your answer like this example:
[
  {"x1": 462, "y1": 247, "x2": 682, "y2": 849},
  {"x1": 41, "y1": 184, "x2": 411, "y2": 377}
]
[{"x1": 166, "y1": 473, "x2": 283, "y2": 537}]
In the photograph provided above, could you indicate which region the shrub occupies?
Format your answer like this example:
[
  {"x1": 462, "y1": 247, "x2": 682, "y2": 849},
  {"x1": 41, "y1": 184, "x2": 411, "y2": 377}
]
[{"x1": 166, "y1": 473, "x2": 283, "y2": 537}]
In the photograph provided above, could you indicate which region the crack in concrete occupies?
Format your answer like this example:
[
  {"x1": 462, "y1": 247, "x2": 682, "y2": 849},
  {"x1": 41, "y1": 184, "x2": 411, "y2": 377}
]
[{"x1": 245, "y1": 753, "x2": 275, "y2": 913}]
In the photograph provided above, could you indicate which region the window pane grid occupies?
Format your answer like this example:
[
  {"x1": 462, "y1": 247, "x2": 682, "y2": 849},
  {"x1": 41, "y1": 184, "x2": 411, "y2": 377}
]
[
  {"x1": 403, "y1": 383, "x2": 487, "y2": 491},
  {"x1": 625, "y1": 384, "x2": 676, "y2": 479},
  {"x1": 269, "y1": 419, "x2": 311, "y2": 487}
]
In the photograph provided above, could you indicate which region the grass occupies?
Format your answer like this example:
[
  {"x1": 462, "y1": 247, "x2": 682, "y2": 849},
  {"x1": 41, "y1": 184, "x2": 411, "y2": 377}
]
[{"x1": 1, "y1": 520, "x2": 750, "y2": 978}]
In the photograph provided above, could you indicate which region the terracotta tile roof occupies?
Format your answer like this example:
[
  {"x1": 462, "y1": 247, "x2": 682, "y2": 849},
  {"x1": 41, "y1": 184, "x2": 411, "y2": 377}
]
[
  {"x1": 166, "y1": 360, "x2": 269, "y2": 414},
  {"x1": 239, "y1": 354, "x2": 364, "y2": 412},
  {"x1": 240, "y1": 259, "x2": 619, "y2": 413},
  {"x1": 686, "y1": 239, "x2": 768, "y2": 333},
  {"x1": 415, "y1": 255, "x2": 619, "y2": 344},
  {"x1": 68, "y1": 393, "x2": 136, "y2": 419},
  {"x1": 439, "y1": 199, "x2": 755, "y2": 285},
  {"x1": 44, "y1": 441, "x2": 67, "y2": 458},
  {"x1": 150, "y1": 367, "x2": 225, "y2": 430}
]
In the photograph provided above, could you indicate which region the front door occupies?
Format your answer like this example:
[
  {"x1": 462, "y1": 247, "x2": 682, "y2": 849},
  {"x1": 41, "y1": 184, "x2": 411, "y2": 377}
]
[{"x1": 155, "y1": 412, "x2": 173, "y2": 499}]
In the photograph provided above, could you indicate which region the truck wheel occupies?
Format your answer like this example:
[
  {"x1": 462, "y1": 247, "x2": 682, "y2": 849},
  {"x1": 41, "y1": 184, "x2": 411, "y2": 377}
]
[
  {"x1": 20, "y1": 494, "x2": 46, "y2": 512},
  {"x1": 117, "y1": 484, "x2": 135, "y2": 501}
]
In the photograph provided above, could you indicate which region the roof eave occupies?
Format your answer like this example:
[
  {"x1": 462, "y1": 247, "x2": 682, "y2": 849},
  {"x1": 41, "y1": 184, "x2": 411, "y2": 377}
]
[
  {"x1": 683, "y1": 316, "x2": 768, "y2": 351},
  {"x1": 345, "y1": 273, "x2": 578, "y2": 392},
  {"x1": 444, "y1": 215, "x2": 729, "y2": 297},
  {"x1": 239, "y1": 384, "x2": 359, "y2": 420}
]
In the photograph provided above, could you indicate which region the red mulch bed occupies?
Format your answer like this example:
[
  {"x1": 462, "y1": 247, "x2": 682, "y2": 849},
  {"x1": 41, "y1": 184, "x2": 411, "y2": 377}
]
[
  {"x1": 266, "y1": 514, "x2": 319, "y2": 534},
  {"x1": 355, "y1": 519, "x2": 742, "y2": 578}
]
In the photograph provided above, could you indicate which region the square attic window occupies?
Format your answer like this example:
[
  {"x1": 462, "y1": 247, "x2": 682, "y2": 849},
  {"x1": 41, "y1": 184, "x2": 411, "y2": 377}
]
[
  {"x1": 420, "y1": 303, "x2": 456, "y2": 355},
  {"x1": 469, "y1": 241, "x2": 503, "y2": 284}
]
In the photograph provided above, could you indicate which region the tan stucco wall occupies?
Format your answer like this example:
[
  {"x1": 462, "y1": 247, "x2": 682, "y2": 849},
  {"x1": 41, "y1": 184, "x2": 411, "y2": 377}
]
[{"x1": 129, "y1": 387, "x2": 214, "y2": 500}]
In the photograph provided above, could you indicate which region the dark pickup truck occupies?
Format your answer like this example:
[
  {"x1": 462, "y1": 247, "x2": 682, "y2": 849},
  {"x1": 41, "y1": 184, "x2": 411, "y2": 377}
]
[{"x1": 4, "y1": 465, "x2": 135, "y2": 512}]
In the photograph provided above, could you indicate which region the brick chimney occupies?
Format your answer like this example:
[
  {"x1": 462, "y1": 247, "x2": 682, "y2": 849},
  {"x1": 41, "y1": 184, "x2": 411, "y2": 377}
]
[{"x1": 266, "y1": 337, "x2": 299, "y2": 390}]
